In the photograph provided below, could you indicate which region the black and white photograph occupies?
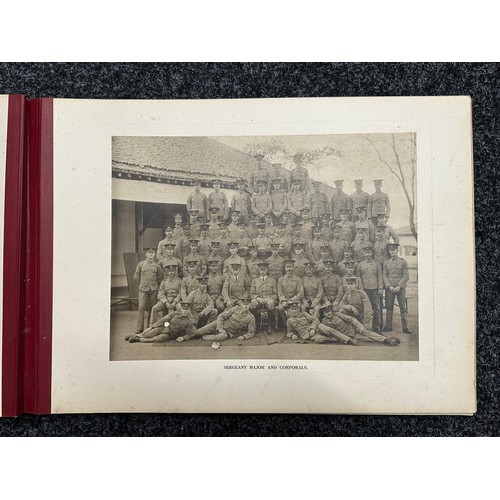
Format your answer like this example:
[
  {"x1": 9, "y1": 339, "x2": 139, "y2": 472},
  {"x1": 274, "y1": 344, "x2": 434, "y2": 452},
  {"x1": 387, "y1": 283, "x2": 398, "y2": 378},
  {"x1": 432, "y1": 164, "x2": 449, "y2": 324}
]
[{"x1": 110, "y1": 132, "x2": 418, "y2": 361}]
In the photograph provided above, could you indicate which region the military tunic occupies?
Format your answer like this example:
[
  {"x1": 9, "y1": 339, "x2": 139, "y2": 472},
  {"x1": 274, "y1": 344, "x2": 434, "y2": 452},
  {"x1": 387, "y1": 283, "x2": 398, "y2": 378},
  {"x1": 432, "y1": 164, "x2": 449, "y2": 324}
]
[
  {"x1": 197, "y1": 236, "x2": 212, "y2": 258},
  {"x1": 172, "y1": 225, "x2": 185, "y2": 241},
  {"x1": 289, "y1": 165, "x2": 310, "y2": 192},
  {"x1": 226, "y1": 222, "x2": 240, "y2": 239},
  {"x1": 216, "y1": 306, "x2": 256, "y2": 339},
  {"x1": 320, "y1": 223, "x2": 333, "y2": 242},
  {"x1": 223, "y1": 254, "x2": 247, "y2": 279},
  {"x1": 186, "y1": 191, "x2": 208, "y2": 222},
  {"x1": 249, "y1": 167, "x2": 271, "y2": 194},
  {"x1": 341, "y1": 275, "x2": 364, "y2": 293},
  {"x1": 302, "y1": 275, "x2": 324, "y2": 309},
  {"x1": 246, "y1": 224, "x2": 259, "y2": 240},
  {"x1": 308, "y1": 238, "x2": 330, "y2": 262},
  {"x1": 207, "y1": 220, "x2": 221, "y2": 239},
  {"x1": 331, "y1": 191, "x2": 352, "y2": 221},
  {"x1": 350, "y1": 189, "x2": 370, "y2": 211},
  {"x1": 271, "y1": 191, "x2": 288, "y2": 216},
  {"x1": 286, "y1": 312, "x2": 320, "y2": 340},
  {"x1": 208, "y1": 190, "x2": 229, "y2": 220},
  {"x1": 292, "y1": 255, "x2": 310, "y2": 278},
  {"x1": 246, "y1": 257, "x2": 264, "y2": 280},
  {"x1": 309, "y1": 192, "x2": 330, "y2": 220},
  {"x1": 207, "y1": 252, "x2": 224, "y2": 274},
  {"x1": 252, "y1": 193, "x2": 273, "y2": 216},
  {"x1": 287, "y1": 190, "x2": 307, "y2": 216},
  {"x1": 183, "y1": 252, "x2": 207, "y2": 276},
  {"x1": 157, "y1": 237, "x2": 181, "y2": 261},
  {"x1": 180, "y1": 274, "x2": 200, "y2": 302},
  {"x1": 253, "y1": 235, "x2": 272, "y2": 251},
  {"x1": 186, "y1": 288, "x2": 217, "y2": 325},
  {"x1": 330, "y1": 238, "x2": 347, "y2": 265},
  {"x1": 355, "y1": 218, "x2": 376, "y2": 243},
  {"x1": 230, "y1": 191, "x2": 252, "y2": 221},
  {"x1": 266, "y1": 254, "x2": 285, "y2": 282},
  {"x1": 218, "y1": 236, "x2": 232, "y2": 260},
  {"x1": 340, "y1": 289, "x2": 373, "y2": 329},
  {"x1": 159, "y1": 256, "x2": 183, "y2": 278},
  {"x1": 320, "y1": 273, "x2": 344, "y2": 307},
  {"x1": 272, "y1": 234, "x2": 292, "y2": 256},
  {"x1": 250, "y1": 276, "x2": 278, "y2": 308},
  {"x1": 222, "y1": 274, "x2": 250, "y2": 305},
  {"x1": 383, "y1": 256, "x2": 409, "y2": 288},
  {"x1": 350, "y1": 238, "x2": 372, "y2": 263},
  {"x1": 368, "y1": 191, "x2": 391, "y2": 219},
  {"x1": 207, "y1": 272, "x2": 225, "y2": 310},
  {"x1": 373, "y1": 239, "x2": 389, "y2": 267},
  {"x1": 277, "y1": 274, "x2": 304, "y2": 303},
  {"x1": 357, "y1": 260, "x2": 383, "y2": 290},
  {"x1": 148, "y1": 311, "x2": 197, "y2": 340},
  {"x1": 337, "y1": 220, "x2": 355, "y2": 245},
  {"x1": 337, "y1": 259, "x2": 358, "y2": 278}
]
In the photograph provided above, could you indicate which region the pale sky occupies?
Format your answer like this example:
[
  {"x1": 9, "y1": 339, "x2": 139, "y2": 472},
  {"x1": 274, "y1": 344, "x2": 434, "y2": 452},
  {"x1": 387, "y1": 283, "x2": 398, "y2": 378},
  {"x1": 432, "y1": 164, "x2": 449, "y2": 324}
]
[{"x1": 213, "y1": 133, "x2": 416, "y2": 231}]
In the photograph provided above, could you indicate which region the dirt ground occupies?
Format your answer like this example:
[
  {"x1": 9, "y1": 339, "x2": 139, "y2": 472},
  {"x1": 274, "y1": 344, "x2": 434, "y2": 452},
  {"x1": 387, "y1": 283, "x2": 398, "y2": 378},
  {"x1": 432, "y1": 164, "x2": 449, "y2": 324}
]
[{"x1": 110, "y1": 298, "x2": 419, "y2": 362}]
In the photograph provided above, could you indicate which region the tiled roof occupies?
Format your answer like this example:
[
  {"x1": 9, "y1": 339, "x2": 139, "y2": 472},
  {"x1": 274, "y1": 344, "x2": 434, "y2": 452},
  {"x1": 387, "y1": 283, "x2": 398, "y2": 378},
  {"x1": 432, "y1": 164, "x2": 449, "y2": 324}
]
[{"x1": 112, "y1": 136, "x2": 275, "y2": 185}]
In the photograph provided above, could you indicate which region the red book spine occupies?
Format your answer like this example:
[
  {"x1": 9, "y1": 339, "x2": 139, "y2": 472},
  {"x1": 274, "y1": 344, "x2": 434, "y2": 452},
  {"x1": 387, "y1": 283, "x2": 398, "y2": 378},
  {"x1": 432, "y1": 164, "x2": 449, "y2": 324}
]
[
  {"x1": 23, "y1": 98, "x2": 53, "y2": 415},
  {"x1": 1, "y1": 95, "x2": 27, "y2": 417}
]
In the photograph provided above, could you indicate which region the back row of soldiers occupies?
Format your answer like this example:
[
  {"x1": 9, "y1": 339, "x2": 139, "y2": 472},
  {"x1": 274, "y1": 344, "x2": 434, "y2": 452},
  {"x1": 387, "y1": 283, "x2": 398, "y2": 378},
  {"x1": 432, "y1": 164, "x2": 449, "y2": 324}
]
[{"x1": 130, "y1": 156, "x2": 412, "y2": 346}]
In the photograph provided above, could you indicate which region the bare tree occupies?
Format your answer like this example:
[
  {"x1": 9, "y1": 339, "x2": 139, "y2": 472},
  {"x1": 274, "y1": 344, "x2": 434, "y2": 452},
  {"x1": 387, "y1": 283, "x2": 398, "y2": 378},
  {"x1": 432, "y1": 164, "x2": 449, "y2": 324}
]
[{"x1": 366, "y1": 134, "x2": 417, "y2": 241}]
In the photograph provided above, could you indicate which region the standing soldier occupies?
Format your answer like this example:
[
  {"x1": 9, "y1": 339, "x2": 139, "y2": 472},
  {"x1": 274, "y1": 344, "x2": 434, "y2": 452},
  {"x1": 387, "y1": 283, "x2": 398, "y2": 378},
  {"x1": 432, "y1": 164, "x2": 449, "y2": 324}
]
[
  {"x1": 299, "y1": 207, "x2": 315, "y2": 242},
  {"x1": 341, "y1": 260, "x2": 364, "y2": 292},
  {"x1": 230, "y1": 178, "x2": 252, "y2": 223},
  {"x1": 272, "y1": 221, "x2": 292, "y2": 257},
  {"x1": 222, "y1": 262, "x2": 250, "y2": 308},
  {"x1": 330, "y1": 225, "x2": 348, "y2": 268},
  {"x1": 253, "y1": 222, "x2": 272, "y2": 252},
  {"x1": 208, "y1": 178, "x2": 229, "y2": 220},
  {"x1": 277, "y1": 260, "x2": 304, "y2": 326},
  {"x1": 223, "y1": 242, "x2": 248, "y2": 279},
  {"x1": 226, "y1": 209, "x2": 242, "y2": 239},
  {"x1": 373, "y1": 224, "x2": 390, "y2": 269},
  {"x1": 207, "y1": 259, "x2": 225, "y2": 313},
  {"x1": 376, "y1": 213, "x2": 400, "y2": 244},
  {"x1": 252, "y1": 180, "x2": 273, "y2": 217},
  {"x1": 315, "y1": 245, "x2": 333, "y2": 275},
  {"x1": 218, "y1": 223, "x2": 232, "y2": 260},
  {"x1": 180, "y1": 259, "x2": 200, "y2": 302},
  {"x1": 186, "y1": 276, "x2": 218, "y2": 328},
  {"x1": 382, "y1": 243, "x2": 412, "y2": 334},
  {"x1": 337, "y1": 208, "x2": 355, "y2": 245},
  {"x1": 320, "y1": 260, "x2": 344, "y2": 311},
  {"x1": 157, "y1": 225, "x2": 180, "y2": 262},
  {"x1": 287, "y1": 179, "x2": 308, "y2": 219},
  {"x1": 248, "y1": 154, "x2": 271, "y2": 195},
  {"x1": 183, "y1": 239, "x2": 207, "y2": 276},
  {"x1": 150, "y1": 264, "x2": 182, "y2": 325},
  {"x1": 331, "y1": 180, "x2": 353, "y2": 223},
  {"x1": 368, "y1": 179, "x2": 391, "y2": 224},
  {"x1": 246, "y1": 214, "x2": 259, "y2": 240},
  {"x1": 357, "y1": 246, "x2": 384, "y2": 332},
  {"x1": 266, "y1": 243, "x2": 286, "y2": 282},
  {"x1": 133, "y1": 248, "x2": 163, "y2": 334},
  {"x1": 197, "y1": 297, "x2": 256, "y2": 342},
  {"x1": 172, "y1": 212, "x2": 185, "y2": 241},
  {"x1": 158, "y1": 242, "x2": 183, "y2": 278},
  {"x1": 350, "y1": 179, "x2": 370, "y2": 221},
  {"x1": 291, "y1": 242, "x2": 310, "y2": 278},
  {"x1": 319, "y1": 213, "x2": 333, "y2": 242},
  {"x1": 188, "y1": 210, "x2": 202, "y2": 239},
  {"x1": 309, "y1": 181, "x2": 330, "y2": 223},
  {"x1": 236, "y1": 222, "x2": 252, "y2": 258},
  {"x1": 207, "y1": 207, "x2": 222, "y2": 239},
  {"x1": 246, "y1": 245, "x2": 264, "y2": 280},
  {"x1": 270, "y1": 176, "x2": 288, "y2": 222},
  {"x1": 301, "y1": 262, "x2": 324, "y2": 317},
  {"x1": 197, "y1": 224, "x2": 212, "y2": 258},
  {"x1": 186, "y1": 179, "x2": 208, "y2": 223},
  {"x1": 271, "y1": 163, "x2": 290, "y2": 193},
  {"x1": 250, "y1": 262, "x2": 278, "y2": 333},
  {"x1": 354, "y1": 206, "x2": 376, "y2": 243},
  {"x1": 207, "y1": 240, "x2": 224, "y2": 274},
  {"x1": 351, "y1": 227, "x2": 372, "y2": 263},
  {"x1": 308, "y1": 225, "x2": 329, "y2": 262},
  {"x1": 338, "y1": 248, "x2": 357, "y2": 277},
  {"x1": 289, "y1": 153, "x2": 310, "y2": 192}
]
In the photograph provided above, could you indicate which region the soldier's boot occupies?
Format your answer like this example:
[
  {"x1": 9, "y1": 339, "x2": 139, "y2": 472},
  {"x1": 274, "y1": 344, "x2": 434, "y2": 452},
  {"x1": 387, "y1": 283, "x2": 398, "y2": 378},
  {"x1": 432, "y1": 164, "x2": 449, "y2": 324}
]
[
  {"x1": 381, "y1": 309, "x2": 393, "y2": 332},
  {"x1": 401, "y1": 314, "x2": 413, "y2": 334}
]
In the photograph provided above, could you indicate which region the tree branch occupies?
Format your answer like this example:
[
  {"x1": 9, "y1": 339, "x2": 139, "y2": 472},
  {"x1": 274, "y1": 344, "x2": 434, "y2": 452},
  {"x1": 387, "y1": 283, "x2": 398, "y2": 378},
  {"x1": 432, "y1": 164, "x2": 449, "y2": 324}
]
[{"x1": 365, "y1": 135, "x2": 403, "y2": 183}]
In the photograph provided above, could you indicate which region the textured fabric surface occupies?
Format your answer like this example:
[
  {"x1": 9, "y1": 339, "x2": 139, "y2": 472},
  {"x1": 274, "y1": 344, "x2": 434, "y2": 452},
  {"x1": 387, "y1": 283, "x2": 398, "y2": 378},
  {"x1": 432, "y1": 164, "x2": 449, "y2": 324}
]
[{"x1": 0, "y1": 62, "x2": 497, "y2": 436}]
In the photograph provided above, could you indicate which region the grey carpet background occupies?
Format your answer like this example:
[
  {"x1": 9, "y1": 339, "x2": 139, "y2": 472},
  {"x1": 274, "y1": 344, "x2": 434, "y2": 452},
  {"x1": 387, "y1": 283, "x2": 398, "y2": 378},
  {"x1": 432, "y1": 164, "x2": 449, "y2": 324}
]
[{"x1": 0, "y1": 62, "x2": 497, "y2": 436}]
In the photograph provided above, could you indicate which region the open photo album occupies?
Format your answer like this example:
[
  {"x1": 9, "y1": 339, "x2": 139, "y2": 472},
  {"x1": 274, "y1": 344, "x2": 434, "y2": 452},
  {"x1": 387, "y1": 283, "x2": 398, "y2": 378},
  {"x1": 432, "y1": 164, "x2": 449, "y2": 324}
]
[{"x1": 0, "y1": 94, "x2": 476, "y2": 415}]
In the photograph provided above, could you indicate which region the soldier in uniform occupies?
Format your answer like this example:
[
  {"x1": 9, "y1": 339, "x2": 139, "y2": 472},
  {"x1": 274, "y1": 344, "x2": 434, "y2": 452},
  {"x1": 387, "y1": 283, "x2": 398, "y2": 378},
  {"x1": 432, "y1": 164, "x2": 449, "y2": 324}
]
[
  {"x1": 185, "y1": 276, "x2": 218, "y2": 328},
  {"x1": 263, "y1": 213, "x2": 277, "y2": 240},
  {"x1": 188, "y1": 210, "x2": 202, "y2": 239},
  {"x1": 207, "y1": 207, "x2": 222, "y2": 239},
  {"x1": 339, "y1": 277, "x2": 374, "y2": 331},
  {"x1": 128, "y1": 302, "x2": 197, "y2": 344},
  {"x1": 183, "y1": 239, "x2": 207, "y2": 276},
  {"x1": 308, "y1": 225, "x2": 329, "y2": 262},
  {"x1": 253, "y1": 222, "x2": 272, "y2": 252},
  {"x1": 320, "y1": 213, "x2": 333, "y2": 242},
  {"x1": 230, "y1": 178, "x2": 252, "y2": 223},
  {"x1": 223, "y1": 242, "x2": 247, "y2": 279},
  {"x1": 207, "y1": 240, "x2": 224, "y2": 274},
  {"x1": 197, "y1": 224, "x2": 212, "y2": 258},
  {"x1": 368, "y1": 179, "x2": 391, "y2": 224},
  {"x1": 338, "y1": 247, "x2": 357, "y2": 277},
  {"x1": 331, "y1": 180, "x2": 353, "y2": 222},
  {"x1": 186, "y1": 179, "x2": 208, "y2": 223},
  {"x1": 271, "y1": 163, "x2": 290, "y2": 193},
  {"x1": 158, "y1": 242, "x2": 183, "y2": 278},
  {"x1": 133, "y1": 248, "x2": 163, "y2": 334},
  {"x1": 376, "y1": 213, "x2": 400, "y2": 244},
  {"x1": 341, "y1": 260, "x2": 363, "y2": 292},
  {"x1": 309, "y1": 181, "x2": 330, "y2": 222},
  {"x1": 357, "y1": 246, "x2": 384, "y2": 332},
  {"x1": 287, "y1": 179, "x2": 308, "y2": 219},
  {"x1": 227, "y1": 209, "x2": 242, "y2": 239},
  {"x1": 270, "y1": 176, "x2": 288, "y2": 222},
  {"x1": 218, "y1": 223, "x2": 232, "y2": 260},
  {"x1": 266, "y1": 243, "x2": 286, "y2": 282},
  {"x1": 351, "y1": 227, "x2": 372, "y2": 263},
  {"x1": 320, "y1": 260, "x2": 344, "y2": 310},
  {"x1": 246, "y1": 245, "x2": 263, "y2": 280},
  {"x1": 250, "y1": 262, "x2": 278, "y2": 333},
  {"x1": 291, "y1": 242, "x2": 310, "y2": 278},
  {"x1": 289, "y1": 153, "x2": 310, "y2": 192},
  {"x1": 354, "y1": 205, "x2": 375, "y2": 243},
  {"x1": 208, "y1": 178, "x2": 229, "y2": 220},
  {"x1": 207, "y1": 259, "x2": 225, "y2": 313},
  {"x1": 337, "y1": 208, "x2": 355, "y2": 245},
  {"x1": 222, "y1": 262, "x2": 250, "y2": 308},
  {"x1": 236, "y1": 222, "x2": 252, "y2": 258},
  {"x1": 149, "y1": 264, "x2": 182, "y2": 326},
  {"x1": 350, "y1": 179, "x2": 370, "y2": 221},
  {"x1": 157, "y1": 225, "x2": 180, "y2": 262},
  {"x1": 246, "y1": 214, "x2": 259, "y2": 240},
  {"x1": 319, "y1": 304, "x2": 399, "y2": 346},
  {"x1": 197, "y1": 297, "x2": 256, "y2": 341},
  {"x1": 281, "y1": 210, "x2": 294, "y2": 237},
  {"x1": 172, "y1": 213, "x2": 185, "y2": 240},
  {"x1": 180, "y1": 259, "x2": 200, "y2": 302},
  {"x1": 271, "y1": 221, "x2": 292, "y2": 257},
  {"x1": 285, "y1": 302, "x2": 326, "y2": 342},
  {"x1": 252, "y1": 180, "x2": 273, "y2": 217},
  {"x1": 315, "y1": 245, "x2": 333, "y2": 275},
  {"x1": 248, "y1": 154, "x2": 271, "y2": 195},
  {"x1": 330, "y1": 224, "x2": 348, "y2": 268},
  {"x1": 382, "y1": 243, "x2": 412, "y2": 334},
  {"x1": 299, "y1": 207, "x2": 315, "y2": 241},
  {"x1": 373, "y1": 224, "x2": 390, "y2": 269},
  {"x1": 178, "y1": 224, "x2": 192, "y2": 262},
  {"x1": 277, "y1": 260, "x2": 304, "y2": 325},
  {"x1": 301, "y1": 262, "x2": 324, "y2": 317}
]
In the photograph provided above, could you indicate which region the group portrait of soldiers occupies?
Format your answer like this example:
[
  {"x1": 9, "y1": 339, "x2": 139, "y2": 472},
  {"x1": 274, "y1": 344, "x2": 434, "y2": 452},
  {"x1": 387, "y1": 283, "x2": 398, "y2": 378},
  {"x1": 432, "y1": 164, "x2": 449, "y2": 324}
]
[{"x1": 127, "y1": 153, "x2": 413, "y2": 347}]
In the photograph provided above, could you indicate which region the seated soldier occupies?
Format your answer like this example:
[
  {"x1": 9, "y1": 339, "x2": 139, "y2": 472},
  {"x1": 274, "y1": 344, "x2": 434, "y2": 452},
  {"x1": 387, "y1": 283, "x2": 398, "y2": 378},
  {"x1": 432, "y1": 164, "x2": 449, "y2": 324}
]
[
  {"x1": 301, "y1": 262, "x2": 323, "y2": 317},
  {"x1": 127, "y1": 302, "x2": 197, "y2": 344},
  {"x1": 315, "y1": 303, "x2": 358, "y2": 345},
  {"x1": 277, "y1": 259, "x2": 304, "y2": 326},
  {"x1": 285, "y1": 302, "x2": 325, "y2": 342},
  {"x1": 339, "y1": 277, "x2": 373, "y2": 331},
  {"x1": 246, "y1": 245, "x2": 263, "y2": 280},
  {"x1": 266, "y1": 243, "x2": 285, "y2": 282},
  {"x1": 222, "y1": 262, "x2": 250, "y2": 308},
  {"x1": 250, "y1": 262, "x2": 278, "y2": 333},
  {"x1": 207, "y1": 259, "x2": 225, "y2": 313},
  {"x1": 186, "y1": 276, "x2": 218, "y2": 328},
  {"x1": 197, "y1": 297, "x2": 256, "y2": 341},
  {"x1": 150, "y1": 264, "x2": 182, "y2": 325},
  {"x1": 180, "y1": 259, "x2": 200, "y2": 302},
  {"x1": 318, "y1": 304, "x2": 399, "y2": 346},
  {"x1": 337, "y1": 208, "x2": 355, "y2": 245}
]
